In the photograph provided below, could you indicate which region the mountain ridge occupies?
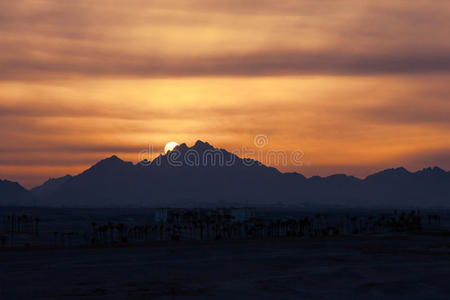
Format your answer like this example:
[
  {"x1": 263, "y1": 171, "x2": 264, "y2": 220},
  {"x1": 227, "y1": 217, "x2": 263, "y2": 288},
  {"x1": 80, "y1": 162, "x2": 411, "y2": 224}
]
[
  {"x1": 0, "y1": 179, "x2": 34, "y2": 206},
  {"x1": 1, "y1": 141, "x2": 449, "y2": 208}
]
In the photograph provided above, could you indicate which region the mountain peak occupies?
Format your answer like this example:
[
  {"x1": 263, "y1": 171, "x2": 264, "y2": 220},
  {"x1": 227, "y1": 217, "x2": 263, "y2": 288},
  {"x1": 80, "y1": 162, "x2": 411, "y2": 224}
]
[
  {"x1": 432, "y1": 166, "x2": 446, "y2": 173},
  {"x1": 194, "y1": 140, "x2": 208, "y2": 146},
  {"x1": 31, "y1": 174, "x2": 73, "y2": 197},
  {"x1": 364, "y1": 167, "x2": 411, "y2": 181},
  {"x1": 168, "y1": 140, "x2": 215, "y2": 154},
  {"x1": 174, "y1": 143, "x2": 189, "y2": 152},
  {"x1": 0, "y1": 180, "x2": 32, "y2": 206},
  {"x1": 416, "y1": 166, "x2": 446, "y2": 176},
  {"x1": 85, "y1": 155, "x2": 132, "y2": 174},
  {"x1": 99, "y1": 155, "x2": 124, "y2": 164},
  {"x1": 107, "y1": 154, "x2": 121, "y2": 161},
  {"x1": 393, "y1": 167, "x2": 409, "y2": 174},
  {"x1": 44, "y1": 174, "x2": 72, "y2": 183},
  {"x1": 379, "y1": 167, "x2": 410, "y2": 175},
  {"x1": 0, "y1": 179, "x2": 20, "y2": 186},
  {"x1": 192, "y1": 140, "x2": 214, "y2": 151}
]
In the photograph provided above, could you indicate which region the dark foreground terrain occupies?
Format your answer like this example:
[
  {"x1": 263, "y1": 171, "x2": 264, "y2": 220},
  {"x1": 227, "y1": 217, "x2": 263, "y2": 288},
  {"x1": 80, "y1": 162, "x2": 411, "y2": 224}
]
[{"x1": 1, "y1": 234, "x2": 450, "y2": 299}]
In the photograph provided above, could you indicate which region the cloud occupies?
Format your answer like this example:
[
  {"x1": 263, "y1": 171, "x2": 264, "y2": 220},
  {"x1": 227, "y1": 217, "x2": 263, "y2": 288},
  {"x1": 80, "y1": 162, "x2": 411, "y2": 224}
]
[
  {"x1": 355, "y1": 101, "x2": 450, "y2": 126},
  {"x1": 0, "y1": 144, "x2": 149, "y2": 154},
  {"x1": 1, "y1": 1, "x2": 450, "y2": 80},
  {"x1": 2, "y1": 48, "x2": 450, "y2": 81}
]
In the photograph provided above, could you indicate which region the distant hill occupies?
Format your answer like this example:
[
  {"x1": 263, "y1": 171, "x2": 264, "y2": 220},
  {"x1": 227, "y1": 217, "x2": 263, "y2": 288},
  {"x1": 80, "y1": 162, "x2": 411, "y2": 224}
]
[
  {"x1": 30, "y1": 175, "x2": 73, "y2": 199},
  {"x1": 8, "y1": 140, "x2": 450, "y2": 208},
  {"x1": 0, "y1": 180, "x2": 34, "y2": 206}
]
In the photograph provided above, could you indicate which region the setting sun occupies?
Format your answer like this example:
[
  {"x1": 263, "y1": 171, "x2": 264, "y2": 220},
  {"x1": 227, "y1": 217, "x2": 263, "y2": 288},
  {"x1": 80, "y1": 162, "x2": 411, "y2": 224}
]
[{"x1": 164, "y1": 142, "x2": 179, "y2": 154}]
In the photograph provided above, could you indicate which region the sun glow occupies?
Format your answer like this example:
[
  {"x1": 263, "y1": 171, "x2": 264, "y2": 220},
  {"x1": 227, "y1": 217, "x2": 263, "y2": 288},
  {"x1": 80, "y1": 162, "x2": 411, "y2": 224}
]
[{"x1": 164, "y1": 141, "x2": 179, "y2": 153}]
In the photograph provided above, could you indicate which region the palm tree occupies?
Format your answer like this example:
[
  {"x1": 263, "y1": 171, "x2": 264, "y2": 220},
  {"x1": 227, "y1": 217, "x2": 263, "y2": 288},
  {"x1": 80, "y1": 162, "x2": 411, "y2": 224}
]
[
  {"x1": 350, "y1": 217, "x2": 358, "y2": 234},
  {"x1": 107, "y1": 221, "x2": 114, "y2": 244},
  {"x1": 157, "y1": 224, "x2": 163, "y2": 241},
  {"x1": 116, "y1": 223, "x2": 126, "y2": 243},
  {"x1": 1, "y1": 235, "x2": 7, "y2": 248},
  {"x1": 53, "y1": 232, "x2": 59, "y2": 246},
  {"x1": 17, "y1": 215, "x2": 23, "y2": 233},
  {"x1": 10, "y1": 215, "x2": 15, "y2": 246},
  {"x1": 34, "y1": 217, "x2": 40, "y2": 236},
  {"x1": 100, "y1": 225, "x2": 108, "y2": 244},
  {"x1": 91, "y1": 222, "x2": 97, "y2": 245}
]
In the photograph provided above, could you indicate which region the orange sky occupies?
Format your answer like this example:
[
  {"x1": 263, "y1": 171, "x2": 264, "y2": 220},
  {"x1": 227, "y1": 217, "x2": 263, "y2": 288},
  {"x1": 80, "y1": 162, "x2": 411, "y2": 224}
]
[{"x1": 1, "y1": 0, "x2": 450, "y2": 188}]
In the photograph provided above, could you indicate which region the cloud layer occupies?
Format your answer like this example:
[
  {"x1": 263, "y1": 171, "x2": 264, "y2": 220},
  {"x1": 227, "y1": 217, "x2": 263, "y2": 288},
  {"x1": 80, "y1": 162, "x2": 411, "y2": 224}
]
[
  {"x1": 1, "y1": 1, "x2": 450, "y2": 79},
  {"x1": 1, "y1": 0, "x2": 450, "y2": 187}
]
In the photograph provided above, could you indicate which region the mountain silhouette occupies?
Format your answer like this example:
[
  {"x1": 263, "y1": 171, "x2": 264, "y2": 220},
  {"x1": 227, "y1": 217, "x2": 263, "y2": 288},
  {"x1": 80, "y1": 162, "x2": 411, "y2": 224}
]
[
  {"x1": 1, "y1": 141, "x2": 449, "y2": 208},
  {"x1": 30, "y1": 174, "x2": 72, "y2": 199},
  {"x1": 34, "y1": 141, "x2": 283, "y2": 207},
  {"x1": 0, "y1": 179, "x2": 33, "y2": 206}
]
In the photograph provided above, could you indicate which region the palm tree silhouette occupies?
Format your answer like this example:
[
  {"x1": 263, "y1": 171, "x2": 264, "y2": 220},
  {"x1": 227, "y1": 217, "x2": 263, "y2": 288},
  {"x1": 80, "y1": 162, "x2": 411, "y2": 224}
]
[
  {"x1": 91, "y1": 222, "x2": 97, "y2": 245},
  {"x1": 34, "y1": 217, "x2": 40, "y2": 236},
  {"x1": 107, "y1": 221, "x2": 114, "y2": 244},
  {"x1": 116, "y1": 223, "x2": 126, "y2": 243},
  {"x1": 1, "y1": 235, "x2": 7, "y2": 248}
]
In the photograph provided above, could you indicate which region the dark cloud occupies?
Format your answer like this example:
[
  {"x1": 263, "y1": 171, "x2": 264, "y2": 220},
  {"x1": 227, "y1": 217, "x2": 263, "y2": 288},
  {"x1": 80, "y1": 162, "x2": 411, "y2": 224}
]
[
  {"x1": 353, "y1": 100, "x2": 450, "y2": 126},
  {"x1": 0, "y1": 144, "x2": 149, "y2": 154},
  {"x1": 0, "y1": 157, "x2": 96, "y2": 167},
  {"x1": 1, "y1": 48, "x2": 450, "y2": 80},
  {"x1": 1, "y1": 1, "x2": 450, "y2": 80},
  {"x1": 0, "y1": 101, "x2": 172, "y2": 120}
]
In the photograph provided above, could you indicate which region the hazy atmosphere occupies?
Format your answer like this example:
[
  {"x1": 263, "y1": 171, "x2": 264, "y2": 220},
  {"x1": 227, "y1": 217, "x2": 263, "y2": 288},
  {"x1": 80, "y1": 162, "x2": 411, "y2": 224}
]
[
  {"x1": 2, "y1": 2, "x2": 450, "y2": 299},
  {"x1": 1, "y1": 0, "x2": 450, "y2": 188}
]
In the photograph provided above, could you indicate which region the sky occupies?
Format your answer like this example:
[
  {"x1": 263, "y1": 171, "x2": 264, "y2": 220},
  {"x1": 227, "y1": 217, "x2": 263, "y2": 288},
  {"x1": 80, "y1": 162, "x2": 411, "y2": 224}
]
[{"x1": 1, "y1": 0, "x2": 450, "y2": 188}]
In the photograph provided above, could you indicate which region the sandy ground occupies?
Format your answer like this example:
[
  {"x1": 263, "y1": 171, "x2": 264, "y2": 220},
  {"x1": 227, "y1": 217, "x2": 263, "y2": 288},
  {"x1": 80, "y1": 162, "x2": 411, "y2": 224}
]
[{"x1": 1, "y1": 235, "x2": 450, "y2": 299}]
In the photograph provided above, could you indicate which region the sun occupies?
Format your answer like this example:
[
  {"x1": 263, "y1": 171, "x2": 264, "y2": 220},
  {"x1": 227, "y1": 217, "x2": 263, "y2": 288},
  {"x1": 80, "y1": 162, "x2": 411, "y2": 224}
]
[{"x1": 164, "y1": 141, "x2": 179, "y2": 153}]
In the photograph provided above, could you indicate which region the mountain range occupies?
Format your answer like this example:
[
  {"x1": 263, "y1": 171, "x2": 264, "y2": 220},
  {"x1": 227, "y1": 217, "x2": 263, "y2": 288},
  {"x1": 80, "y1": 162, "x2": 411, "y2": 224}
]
[{"x1": 1, "y1": 141, "x2": 449, "y2": 208}]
